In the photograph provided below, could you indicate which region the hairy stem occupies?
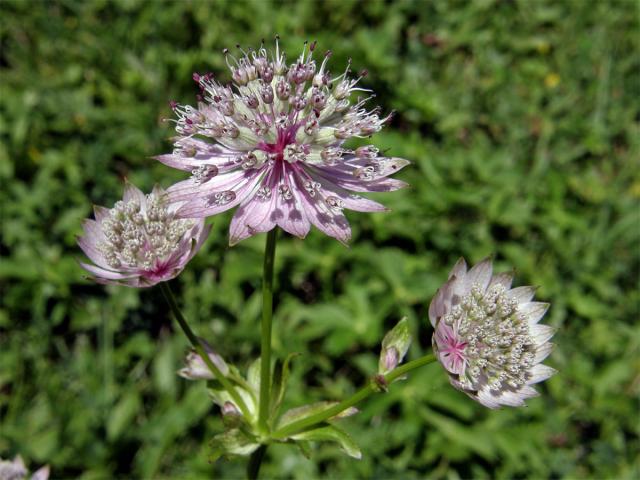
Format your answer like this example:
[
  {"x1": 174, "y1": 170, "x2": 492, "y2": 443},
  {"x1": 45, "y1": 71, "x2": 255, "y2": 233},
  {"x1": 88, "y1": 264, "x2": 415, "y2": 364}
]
[
  {"x1": 258, "y1": 229, "x2": 278, "y2": 433},
  {"x1": 159, "y1": 282, "x2": 252, "y2": 420},
  {"x1": 271, "y1": 353, "x2": 437, "y2": 439}
]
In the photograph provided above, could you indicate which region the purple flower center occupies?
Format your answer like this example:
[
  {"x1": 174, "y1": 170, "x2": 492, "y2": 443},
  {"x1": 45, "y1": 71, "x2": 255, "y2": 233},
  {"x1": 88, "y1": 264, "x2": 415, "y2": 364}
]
[
  {"x1": 258, "y1": 126, "x2": 298, "y2": 162},
  {"x1": 436, "y1": 323, "x2": 468, "y2": 375},
  {"x1": 144, "y1": 260, "x2": 172, "y2": 280}
]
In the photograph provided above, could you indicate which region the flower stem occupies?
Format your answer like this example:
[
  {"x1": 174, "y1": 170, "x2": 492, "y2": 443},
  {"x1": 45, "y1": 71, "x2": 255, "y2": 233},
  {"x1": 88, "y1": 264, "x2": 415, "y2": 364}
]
[
  {"x1": 258, "y1": 229, "x2": 278, "y2": 434},
  {"x1": 271, "y1": 353, "x2": 436, "y2": 440},
  {"x1": 159, "y1": 281, "x2": 252, "y2": 420},
  {"x1": 246, "y1": 445, "x2": 268, "y2": 480}
]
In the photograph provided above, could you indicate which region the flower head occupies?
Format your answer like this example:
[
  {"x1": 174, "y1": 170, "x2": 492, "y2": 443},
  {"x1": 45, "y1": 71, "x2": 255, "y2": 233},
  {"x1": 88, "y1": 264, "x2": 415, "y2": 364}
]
[
  {"x1": 156, "y1": 38, "x2": 409, "y2": 245},
  {"x1": 429, "y1": 257, "x2": 556, "y2": 408},
  {"x1": 77, "y1": 182, "x2": 210, "y2": 287}
]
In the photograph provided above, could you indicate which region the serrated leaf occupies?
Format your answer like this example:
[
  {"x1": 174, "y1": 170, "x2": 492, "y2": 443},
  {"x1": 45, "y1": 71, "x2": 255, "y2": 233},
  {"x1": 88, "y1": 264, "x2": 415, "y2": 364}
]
[
  {"x1": 209, "y1": 428, "x2": 260, "y2": 463},
  {"x1": 277, "y1": 401, "x2": 358, "y2": 429},
  {"x1": 291, "y1": 425, "x2": 362, "y2": 459},
  {"x1": 270, "y1": 352, "x2": 299, "y2": 420}
]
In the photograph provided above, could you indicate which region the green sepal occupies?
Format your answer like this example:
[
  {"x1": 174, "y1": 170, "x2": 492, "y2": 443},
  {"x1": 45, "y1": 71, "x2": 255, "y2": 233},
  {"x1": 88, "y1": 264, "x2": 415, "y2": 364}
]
[
  {"x1": 277, "y1": 401, "x2": 358, "y2": 429},
  {"x1": 270, "y1": 352, "x2": 299, "y2": 420},
  {"x1": 378, "y1": 317, "x2": 412, "y2": 376},
  {"x1": 208, "y1": 428, "x2": 260, "y2": 463},
  {"x1": 291, "y1": 424, "x2": 362, "y2": 460}
]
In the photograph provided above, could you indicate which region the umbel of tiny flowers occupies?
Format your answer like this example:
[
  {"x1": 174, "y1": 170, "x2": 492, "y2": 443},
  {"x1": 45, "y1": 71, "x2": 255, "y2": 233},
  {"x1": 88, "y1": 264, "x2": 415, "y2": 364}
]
[
  {"x1": 155, "y1": 37, "x2": 410, "y2": 245},
  {"x1": 429, "y1": 257, "x2": 557, "y2": 408},
  {"x1": 77, "y1": 181, "x2": 210, "y2": 287}
]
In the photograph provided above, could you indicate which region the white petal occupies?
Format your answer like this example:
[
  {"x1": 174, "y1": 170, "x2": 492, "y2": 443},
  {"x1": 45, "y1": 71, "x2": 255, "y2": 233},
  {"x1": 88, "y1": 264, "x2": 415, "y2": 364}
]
[
  {"x1": 517, "y1": 385, "x2": 540, "y2": 400},
  {"x1": 465, "y1": 257, "x2": 493, "y2": 292},
  {"x1": 428, "y1": 277, "x2": 456, "y2": 327},
  {"x1": 123, "y1": 180, "x2": 146, "y2": 204},
  {"x1": 488, "y1": 271, "x2": 513, "y2": 290},
  {"x1": 496, "y1": 390, "x2": 526, "y2": 407},
  {"x1": 527, "y1": 364, "x2": 557, "y2": 385},
  {"x1": 507, "y1": 286, "x2": 538, "y2": 303},
  {"x1": 531, "y1": 324, "x2": 556, "y2": 345},
  {"x1": 519, "y1": 302, "x2": 550, "y2": 326},
  {"x1": 533, "y1": 342, "x2": 554, "y2": 363},
  {"x1": 477, "y1": 388, "x2": 502, "y2": 409},
  {"x1": 448, "y1": 257, "x2": 468, "y2": 281}
]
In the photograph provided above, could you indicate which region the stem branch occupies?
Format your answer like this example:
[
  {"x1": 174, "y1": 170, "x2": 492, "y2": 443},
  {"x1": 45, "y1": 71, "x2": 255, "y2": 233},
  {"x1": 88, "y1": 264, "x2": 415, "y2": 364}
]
[
  {"x1": 159, "y1": 282, "x2": 251, "y2": 420},
  {"x1": 271, "y1": 353, "x2": 436, "y2": 439}
]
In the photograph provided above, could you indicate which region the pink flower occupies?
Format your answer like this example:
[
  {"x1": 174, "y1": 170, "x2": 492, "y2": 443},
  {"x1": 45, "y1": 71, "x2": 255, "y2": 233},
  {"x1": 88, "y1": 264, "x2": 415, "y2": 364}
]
[
  {"x1": 429, "y1": 258, "x2": 557, "y2": 408},
  {"x1": 155, "y1": 38, "x2": 409, "y2": 245},
  {"x1": 77, "y1": 182, "x2": 210, "y2": 287}
]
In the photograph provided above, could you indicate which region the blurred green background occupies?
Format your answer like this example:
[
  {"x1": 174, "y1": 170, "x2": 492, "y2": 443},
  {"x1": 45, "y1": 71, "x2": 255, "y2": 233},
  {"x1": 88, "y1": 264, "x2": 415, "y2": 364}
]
[{"x1": 1, "y1": 0, "x2": 639, "y2": 478}]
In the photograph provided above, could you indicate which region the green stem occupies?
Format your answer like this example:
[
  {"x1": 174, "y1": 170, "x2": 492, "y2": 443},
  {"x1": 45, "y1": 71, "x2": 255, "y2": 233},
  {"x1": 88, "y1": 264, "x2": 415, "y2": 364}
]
[
  {"x1": 246, "y1": 445, "x2": 268, "y2": 480},
  {"x1": 258, "y1": 229, "x2": 278, "y2": 433},
  {"x1": 159, "y1": 282, "x2": 252, "y2": 420},
  {"x1": 271, "y1": 353, "x2": 436, "y2": 440}
]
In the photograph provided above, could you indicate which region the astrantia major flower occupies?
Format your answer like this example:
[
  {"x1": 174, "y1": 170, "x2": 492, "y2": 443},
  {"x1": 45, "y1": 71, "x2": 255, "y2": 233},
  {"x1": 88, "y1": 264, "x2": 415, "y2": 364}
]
[
  {"x1": 77, "y1": 182, "x2": 210, "y2": 287},
  {"x1": 429, "y1": 258, "x2": 556, "y2": 408},
  {"x1": 156, "y1": 38, "x2": 410, "y2": 245}
]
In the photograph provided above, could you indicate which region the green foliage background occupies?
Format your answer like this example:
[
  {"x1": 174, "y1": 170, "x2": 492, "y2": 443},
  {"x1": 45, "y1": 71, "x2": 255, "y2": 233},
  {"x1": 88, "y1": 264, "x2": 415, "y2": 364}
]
[{"x1": 1, "y1": 0, "x2": 638, "y2": 478}]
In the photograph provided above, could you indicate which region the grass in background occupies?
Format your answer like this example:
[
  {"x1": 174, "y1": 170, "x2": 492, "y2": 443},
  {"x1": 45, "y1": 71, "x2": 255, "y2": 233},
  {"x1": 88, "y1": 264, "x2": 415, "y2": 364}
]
[{"x1": 1, "y1": 0, "x2": 638, "y2": 478}]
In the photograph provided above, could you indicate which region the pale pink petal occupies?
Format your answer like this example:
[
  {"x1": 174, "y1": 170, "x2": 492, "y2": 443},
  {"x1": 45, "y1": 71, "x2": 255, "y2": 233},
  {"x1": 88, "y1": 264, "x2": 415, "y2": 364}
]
[
  {"x1": 79, "y1": 262, "x2": 138, "y2": 280},
  {"x1": 488, "y1": 271, "x2": 513, "y2": 290},
  {"x1": 428, "y1": 276, "x2": 456, "y2": 326},
  {"x1": 465, "y1": 256, "x2": 493, "y2": 292},
  {"x1": 476, "y1": 388, "x2": 501, "y2": 409},
  {"x1": 526, "y1": 364, "x2": 556, "y2": 384},
  {"x1": 448, "y1": 258, "x2": 468, "y2": 281},
  {"x1": 123, "y1": 181, "x2": 146, "y2": 204},
  {"x1": 533, "y1": 343, "x2": 554, "y2": 364},
  {"x1": 77, "y1": 235, "x2": 110, "y2": 269},
  {"x1": 167, "y1": 169, "x2": 251, "y2": 203},
  {"x1": 272, "y1": 166, "x2": 311, "y2": 239},
  {"x1": 519, "y1": 302, "x2": 550, "y2": 326},
  {"x1": 530, "y1": 324, "x2": 556, "y2": 345},
  {"x1": 176, "y1": 171, "x2": 263, "y2": 218},
  {"x1": 294, "y1": 172, "x2": 352, "y2": 244},
  {"x1": 507, "y1": 286, "x2": 538, "y2": 303}
]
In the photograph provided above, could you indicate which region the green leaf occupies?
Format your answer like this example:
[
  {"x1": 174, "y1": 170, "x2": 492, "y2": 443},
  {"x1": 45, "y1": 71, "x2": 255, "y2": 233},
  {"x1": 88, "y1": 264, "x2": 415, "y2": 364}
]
[
  {"x1": 296, "y1": 440, "x2": 312, "y2": 459},
  {"x1": 270, "y1": 352, "x2": 299, "y2": 420},
  {"x1": 107, "y1": 392, "x2": 141, "y2": 441},
  {"x1": 291, "y1": 425, "x2": 362, "y2": 460},
  {"x1": 277, "y1": 401, "x2": 358, "y2": 429},
  {"x1": 247, "y1": 358, "x2": 262, "y2": 395},
  {"x1": 378, "y1": 317, "x2": 412, "y2": 375},
  {"x1": 209, "y1": 428, "x2": 260, "y2": 463}
]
